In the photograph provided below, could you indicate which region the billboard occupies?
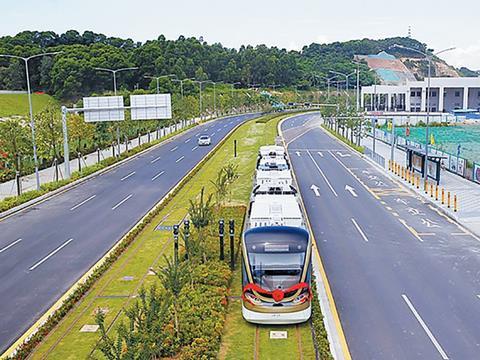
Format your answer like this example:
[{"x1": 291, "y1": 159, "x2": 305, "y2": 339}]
[
  {"x1": 83, "y1": 96, "x2": 125, "y2": 122},
  {"x1": 130, "y1": 94, "x2": 172, "y2": 120}
]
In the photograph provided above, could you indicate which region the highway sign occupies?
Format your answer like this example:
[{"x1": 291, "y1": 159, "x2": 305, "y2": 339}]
[
  {"x1": 130, "y1": 94, "x2": 172, "y2": 120},
  {"x1": 83, "y1": 96, "x2": 125, "y2": 122}
]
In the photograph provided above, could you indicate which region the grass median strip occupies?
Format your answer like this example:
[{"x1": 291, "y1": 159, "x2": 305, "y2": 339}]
[{"x1": 25, "y1": 112, "x2": 297, "y2": 359}]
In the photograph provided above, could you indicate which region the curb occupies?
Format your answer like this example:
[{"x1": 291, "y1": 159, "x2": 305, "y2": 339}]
[{"x1": 0, "y1": 112, "x2": 257, "y2": 221}]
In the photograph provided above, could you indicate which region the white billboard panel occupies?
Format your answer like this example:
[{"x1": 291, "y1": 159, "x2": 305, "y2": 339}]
[
  {"x1": 130, "y1": 94, "x2": 172, "y2": 120},
  {"x1": 83, "y1": 96, "x2": 125, "y2": 122}
]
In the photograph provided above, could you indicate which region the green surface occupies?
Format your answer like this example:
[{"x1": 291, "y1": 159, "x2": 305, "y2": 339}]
[
  {"x1": 0, "y1": 93, "x2": 56, "y2": 117},
  {"x1": 31, "y1": 112, "x2": 295, "y2": 359}
]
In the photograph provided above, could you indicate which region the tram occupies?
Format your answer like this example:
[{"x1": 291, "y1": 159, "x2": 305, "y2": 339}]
[{"x1": 242, "y1": 144, "x2": 312, "y2": 324}]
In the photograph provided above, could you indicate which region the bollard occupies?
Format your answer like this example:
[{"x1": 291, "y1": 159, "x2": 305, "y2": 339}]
[
  {"x1": 416, "y1": 175, "x2": 420, "y2": 189},
  {"x1": 406, "y1": 169, "x2": 410, "y2": 183},
  {"x1": 173, "y1": 224, "x2": 179, "y2": 264},
  {"x1": 389, "y1": 160, "x2": 391, "y2": 171},
  {"x1": 401, "y1": 167, "x2": 405, "y2": 180},
  {"x1": 430, "y1": 183, "x2": 434, "y2": 198},
  {"x1": 448, "y1": 192, "x2": 451, "y2": 208},
  {"x1": 219, "y1": 219, "x2": 225, "y2": 261},
  {"x1": 229, "y1": 219, "x2": 235, "y2": 270},
  {"x1": 441, "y1": 188, "x2": 445, "y2": 204},
  {"x1": 435, "y1": 185, "x2": 439, "y2": 201},
  {"x1": 424, "y1": 180, "x2": 428, "y2": 194},
  {"x1": 454, "y1": 195, "x2": 458, "y2": 212}
]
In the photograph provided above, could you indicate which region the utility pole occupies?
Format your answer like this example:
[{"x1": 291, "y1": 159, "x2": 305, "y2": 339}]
[{"x1": 0, "y1": 51, "x2": 62, "y2": 190}]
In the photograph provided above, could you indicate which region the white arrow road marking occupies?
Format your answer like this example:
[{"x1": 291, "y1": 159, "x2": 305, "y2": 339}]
[
  {"x1": 351, "y1": 218, "x2": 369, "y2": 242},
  {"x1": 150, "y1": 156, "x2": 161, "y2": 164},
  {"x1": 421, "y1": 218, "x2": 440, "y2": 228},
  {"x1": 336, "y1": 151, "x2": 351, "y2": 158},
  {"x1": 70, "y1": 195, "x2": 96, "y2": 211},
  {"x1": 396, "y1": 198, "x2": 408, "y2": 205},
  {"x1": 306, "y1": 151, "x2": 338, "y2": 197},
  {"x1": 120, "y1": 171, "x2": 135, "y2": 181},
  {"x1": 29, "y1": 238, "x2": 73, "y2": 271},
  {"x1": 0, "y1": 238, "x2": 22, "y2": 254},
  {"x1": 310, "y1": 184, "x2": 320, "y2": 197},
  {"x1": 345, "y1": 185, "x2": 358, "y2": 197},
  {"x1": 176, "y1": 156, "x2": 185, "y2": 163},
  {"x1": 151, "y1": 171, "x2": 165, "y2": 181},
  {"x1": 296, "y1": 151, "x2": 301, "y2": 156},
  {"x1": 402, "y1": 294, "x2": 449, "y2": 360},
  {"x1": 317, "y1": 152, "x2": 323, "y2": 157},
  {"x1": 112, "y1": 194, "x2": 133, "y2": 210}
]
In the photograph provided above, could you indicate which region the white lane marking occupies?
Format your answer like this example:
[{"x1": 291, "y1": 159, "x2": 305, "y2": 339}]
[
  {"x1": 151, "y1": 171, "x2": 165, "y2": 181},
  {"x1": 191, "y1": 146, "x2": 198, "y2": 151},
  {"x1": 0, "y1": 238, "x2": 22, "y2": 254},
  {"x1": 112, "y1": 194, "x2": 133, "y2": 210},
  {"x1": 151, "y1": 155, "x2": 161, "y2": 164},
  {"x1": 223, "y1": 124, "x2": 228, "y2": 128},
  {"x1": 120, "y1": 171, "x2": 135, "y2": 181},
  {"x1": 306, "y1": 151, "x2": 338, "y2": 197},
  {"x1": 317, "y1": 151, "x2": 323, "y2": 157},
  {"x1": 398, "y1": 219, "x2": 423, "y2": 242},
  {"x1": 176, "y1": 156, "x2": 185, "y2": 163},
  {"x1": 351, "y1": 218, "x2": 369, "y2": 242},
  {"x1": 310, "y1": 184, "x2": 320, "y2": 197},
  {"x1": 296, "y1": 151, "x2": 301, "y2": 156},
  {"x1": 170, "y1": 146, "x2": 178, "y2": 152},
  {"x1": 185, "y1": 138, "x2": 191, "y2": 143},
  {"x1": 29, "y1": 238, "x2": 73, "y2": 271},
  {"x1": 211, "y1": 132, "x2": 216, "y2": 136},
  {"x1": 70, "y1": 195, "x2": 96, "y2": 211},
  {"x1": 402, "y1": 294, "x2": 449, "y2": 360},
  {"x1": 345, "y1": 185, "x2": 358, "y2": 198},
  {"x1": 451, "y1": 232, "x2": 469, "y2": 236}
]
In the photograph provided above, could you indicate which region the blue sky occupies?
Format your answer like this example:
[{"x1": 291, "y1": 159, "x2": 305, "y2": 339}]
[{"x1": 2, "y1": 0, "x2": 480, "y2": 69}]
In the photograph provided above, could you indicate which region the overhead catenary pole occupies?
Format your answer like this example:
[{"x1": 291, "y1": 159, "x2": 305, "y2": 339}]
[
  {"x1": 0, "y1": 51, "x2": 62, "y2": 190},
  {"x1": 61, "y1": 106, "x2": 70, "y2": 179}
]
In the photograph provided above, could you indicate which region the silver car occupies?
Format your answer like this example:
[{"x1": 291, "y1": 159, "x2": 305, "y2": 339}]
[{"x1": 198, "y1": 135, "x2": 211, "y2": 146}]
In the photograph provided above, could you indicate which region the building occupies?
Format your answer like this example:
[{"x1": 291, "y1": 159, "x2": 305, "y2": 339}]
[{"x1": 361, "y1": 77, "x2": 480, "y2": 113}]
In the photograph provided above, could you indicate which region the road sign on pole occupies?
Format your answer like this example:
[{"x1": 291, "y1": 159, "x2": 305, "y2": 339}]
[
  {"x1": 130, "y1": 94, "x2": 172, "y2": 120},
  {"x1": 83, "y1": 96, "x2": 125, "y2": 122}
]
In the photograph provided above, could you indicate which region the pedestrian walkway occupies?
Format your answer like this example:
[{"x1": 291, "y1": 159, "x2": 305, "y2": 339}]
[
  {"x1": 361, "y1": 135, "x2": 480, "y2": 235},
  {"x1": 0, "y1": 119, "x2": 197, "y2": 200}
]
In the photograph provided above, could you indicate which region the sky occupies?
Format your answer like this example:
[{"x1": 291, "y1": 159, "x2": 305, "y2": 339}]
[{"x1": 1, "y1": 0, "x2": 480, "y2": 70}]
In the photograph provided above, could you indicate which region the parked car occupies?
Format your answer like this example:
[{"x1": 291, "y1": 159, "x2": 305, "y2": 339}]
[{"x1": 198, "y1": 134, "x2": 211, "y2": 146}]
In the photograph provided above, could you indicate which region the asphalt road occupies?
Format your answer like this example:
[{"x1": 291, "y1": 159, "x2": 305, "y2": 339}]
[
  {"x1": 282, "y1": 113, "x2": 480, "y2": 359},
  {"x1": 0, "y1": 113, "x2": 258, "y2": 354}
]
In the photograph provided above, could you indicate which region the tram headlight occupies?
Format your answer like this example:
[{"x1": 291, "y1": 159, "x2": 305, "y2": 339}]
[
  {"x1": 244, "y1": 292, "x2": 262, "y2": 306},
  {"x1": 292, "y1": 289, "x2": 310, "y2": 304}
]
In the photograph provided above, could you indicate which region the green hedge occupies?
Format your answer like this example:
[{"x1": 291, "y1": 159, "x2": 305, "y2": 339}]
[
  {"x1": 310, "y1": 276, "x2": 334, "y2": 360},
  {"x1": 321, "y1": 124, "x2": 364, "y2": 154}
]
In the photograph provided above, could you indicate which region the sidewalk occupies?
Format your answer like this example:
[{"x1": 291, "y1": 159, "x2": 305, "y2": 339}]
[
  {"x1": 361, "y1": 135, "x2": 480, "y2": 235},
  {"x1": 0, "y1": 118, "x2": 197, "y2": 200}
]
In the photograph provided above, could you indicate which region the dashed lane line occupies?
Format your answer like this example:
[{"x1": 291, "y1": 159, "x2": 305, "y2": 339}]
[
  {"x1": 176, "y1": 156, "x2": 185, "y2": 163},
  {"x1": 29, "y1": 239, "x2": 74, "y2": 271},
  {"x1": 351, "y1": 218, "x2": 369, "y2": 242},
  {"x1": 120, "y1": 171, "x2": 135, "y2": 181},
  {"x1": 70, "y1": 195, "x2": 97, "y2": 211},
  {"x1": 111, "y1": 194, "x2": 133, "y2": 210},
  {"x1": 151, "y1": 171, "x2": 165, "y2": 181},
  {"x1": 0, "y1": 238, "x2": 22, "y2": 254}
]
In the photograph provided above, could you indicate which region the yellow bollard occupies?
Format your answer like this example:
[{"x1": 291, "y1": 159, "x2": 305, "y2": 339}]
[
  {"x1": 454, "y1": 195, "x2": 458, "y2": 212},
  {"x1": 397, "y1": 164, "x2": 400, "y2": 176},
  {"x1": 448, "y1": 192, "x2": 451, "y2": 208},
  {"x1": 424, "y1": 180, "x2": 428, "y2": 194},
  {"x1": 406, "y1": 169, "x2": 410, "y2": 183},
  {"x1": 441, "y1": 188, "x2": 445, "y2": 204},
  {"x1": 435, "y1": 185, "x2": 438, "y2": 201},
  {"x1": 430, "y1": 184, "x2": 434, "y2": 198},
  {"x1": 416, "y1": 175, "x2": 420, "y2": 189}
]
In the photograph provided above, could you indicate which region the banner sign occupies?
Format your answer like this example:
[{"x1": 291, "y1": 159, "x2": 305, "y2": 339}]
[{"x1": 83, "y1": 96, "x2": 125, "y2": 122}]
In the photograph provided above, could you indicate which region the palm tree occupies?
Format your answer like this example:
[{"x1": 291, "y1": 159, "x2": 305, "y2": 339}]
[{"x1": 188, "y1": 187, "x2": 214, "y2": 262}]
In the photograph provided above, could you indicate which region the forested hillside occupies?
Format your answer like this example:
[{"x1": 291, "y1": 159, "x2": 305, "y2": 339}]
[{"x1": 0, "y1": 30, "x2": 440, "y2": 100}]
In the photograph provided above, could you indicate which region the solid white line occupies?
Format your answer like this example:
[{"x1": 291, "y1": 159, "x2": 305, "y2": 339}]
[
  {"x1": 176, "y1": 156, "x2": 185, "y2": 163},
  {"x1": 112, "y1": 194, "x2": 133, "y2": 210},
  {"x1": 150, "y1": 155, "x2": 161, "y2": 163},
  {"x1": 70, "y1": 195, "x2": 96, "y2": 211},
  {"x1": 351, "y1": 218, "x2": 369, "y2": 242},
  {"x1": 402, "y1": 294, "x2": 449, "y2": 360},
  {"x1": 120, "y1": 171, "x2": 135, "y2": 181},
  {"x1": 185, "y1": 138, "x2": 191, "y2": 143},
  {"x1": 306, "y1": 151, "x2": 338, "y2": 197},
  {"x1": 0, "y1": 238, "x2": 22, "y2": 254},
  {"x1": 29, "y1": 239, "x2": 73, "y2": 271},
  {"x1": 151, "y1": 170, "x2": 165, "y2": 181},
  {"x1": 170, "y1": 146, "x2": 178, "y2": 152},
  {"x1": 191, "y1": 146, "x2": 198, "y2": 151}
]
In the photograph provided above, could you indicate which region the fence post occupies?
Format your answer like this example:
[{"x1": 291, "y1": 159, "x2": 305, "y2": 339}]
[{"x1": 219, "y1": 219, "x2": 225, "y2": 261}]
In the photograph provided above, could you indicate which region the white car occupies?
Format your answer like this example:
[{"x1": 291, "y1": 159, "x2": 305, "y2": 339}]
[{"x1": 198, "y1": 135, "x2": 211, "y2": 146}]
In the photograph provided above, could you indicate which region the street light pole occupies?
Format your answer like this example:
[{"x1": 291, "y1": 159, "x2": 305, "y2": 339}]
[
  {"x1": 144, "y1": 74, "x2": 176, "y2": 94},
  {"x1": 0, "y1": 51, "x2": 62, "y2": 190},
  {"x1": 330, "y1": 70, "x2": 356, "y2": 109},
  {"x1": 95, "y1": 66, "x2": 138, "y2": 156},
  {"x1": 389, "y1": 44, "x2": 455, "y2": 179}
]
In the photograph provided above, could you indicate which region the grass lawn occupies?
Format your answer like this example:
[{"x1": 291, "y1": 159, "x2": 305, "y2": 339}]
[
  {"x1": 0, "y1": 93, "x2": 56, "y2": 117},
  {"x1": 30, "y1": 112, "x2": 302, "y2": 358}
]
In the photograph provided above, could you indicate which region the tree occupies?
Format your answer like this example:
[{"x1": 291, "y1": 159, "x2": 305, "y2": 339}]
[
  {"x1": 188, "y1": 187, "x2": 214, "y2": 262},
  {"x1": 157, "y1": 257, "x2": 189, "y2": 338},
  {"x1": 67, "y1": 113, "x2": 95, "y2": 154},
  {"x1": 35, "y1": 103, "x2": 62, "y2": 165},
  {"x1": 0, "y1": 117, "x2": 32, "y2": 176}
]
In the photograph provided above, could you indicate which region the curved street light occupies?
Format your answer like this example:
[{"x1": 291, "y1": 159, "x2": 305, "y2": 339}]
[{"x1": 0, "y1": 51, "x2": 63, "y2": 190}]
